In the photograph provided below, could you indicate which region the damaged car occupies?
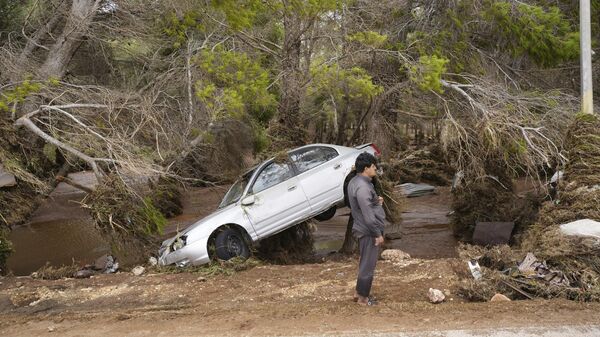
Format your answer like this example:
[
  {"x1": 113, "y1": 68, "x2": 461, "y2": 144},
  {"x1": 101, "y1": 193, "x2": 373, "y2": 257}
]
[{"x1": 158, "y1": 143, "x2": 380, "y2": 267}]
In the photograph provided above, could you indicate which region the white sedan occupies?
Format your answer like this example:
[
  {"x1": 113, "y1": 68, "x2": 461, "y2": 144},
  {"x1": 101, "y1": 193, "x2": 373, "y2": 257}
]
[{"x1": 158, "y1": 143, "x2": 380, "y2": 267}]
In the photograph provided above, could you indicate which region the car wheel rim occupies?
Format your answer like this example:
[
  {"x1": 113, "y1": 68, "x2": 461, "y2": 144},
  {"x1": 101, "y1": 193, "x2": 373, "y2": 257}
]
[{"x1": 227, "y1": 235, "x2": 243, "y2": 256}]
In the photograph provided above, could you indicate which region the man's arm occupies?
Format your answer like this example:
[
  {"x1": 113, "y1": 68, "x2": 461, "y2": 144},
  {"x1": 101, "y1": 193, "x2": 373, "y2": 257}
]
[{"x1": 356, "y1": 185, "x2": 384, "y2": 238}]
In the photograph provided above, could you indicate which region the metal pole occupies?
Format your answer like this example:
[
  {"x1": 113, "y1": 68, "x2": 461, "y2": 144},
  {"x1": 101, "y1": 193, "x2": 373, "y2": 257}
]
[{"x1": 580, "y1": 0, "x2": 594, "y2": 114}]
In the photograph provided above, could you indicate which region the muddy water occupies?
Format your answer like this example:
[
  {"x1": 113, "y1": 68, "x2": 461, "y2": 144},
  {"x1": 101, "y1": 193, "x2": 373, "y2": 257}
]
[
  {"x1": 6, "y1": 182, "x2": 457, "y2": 275},
  {"x1": 7, "y1": 219, "x2": 110, "y2": 275}
]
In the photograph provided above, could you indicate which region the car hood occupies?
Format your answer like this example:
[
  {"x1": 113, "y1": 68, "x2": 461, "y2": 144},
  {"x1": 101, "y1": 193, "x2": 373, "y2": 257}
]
[{"x1": 182, "y1": 203, "x2": 239, "y2": 235}]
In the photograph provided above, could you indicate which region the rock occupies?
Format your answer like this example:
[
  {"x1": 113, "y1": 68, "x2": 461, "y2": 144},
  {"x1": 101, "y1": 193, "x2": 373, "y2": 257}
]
[
  {"x1": 48, "y1": 326, "x2": 55, "y2": 333},
  {"x1": 131, "y1": 266, "x2": 145, "y2": 276},
  {"x1": 15, "y1": 282, "x2": 23, "y2": 288},
  {"x1": 381, "y1": 249, "x2": 411, "y2": 261},
  {"x1": 490, "y1": 293, "x2": 511, "y2": 302},
  {"x1": 0, "y1": 164, "x2": 16, "y2": 188},
  {"x1": 428, "y1": 288, "x2": 445, "y2": 304},
  {"x1": 73, "y1": 269, "x2": 94, "y2": 279},
  {"x1": 148, "y1": 257, "x2": 158, "y2": 266},
  {"x1": 196, "y1": 276, "x2": 207, "y2": 282}
]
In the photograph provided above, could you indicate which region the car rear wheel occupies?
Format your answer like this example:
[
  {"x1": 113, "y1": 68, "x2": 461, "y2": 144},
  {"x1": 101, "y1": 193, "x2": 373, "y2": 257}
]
[
  {"x1": 215, "y1": 228, "x2": 250, "y2": 260},
  {"x1": 314, "y1": 206, "x2": 336, "y2": 221}
]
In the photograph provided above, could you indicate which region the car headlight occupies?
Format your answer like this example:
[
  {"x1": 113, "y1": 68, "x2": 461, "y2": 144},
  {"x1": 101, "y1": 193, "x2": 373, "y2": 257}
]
[{"x1": 171, "y1": 235, "x2": 187, "y2": 251}]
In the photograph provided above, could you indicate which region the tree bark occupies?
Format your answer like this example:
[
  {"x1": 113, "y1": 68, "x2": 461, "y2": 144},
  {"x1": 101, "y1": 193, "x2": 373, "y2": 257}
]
[
  {"x1": 339, "y1": 215, "x2": 356, "y2": 254},
  {"x1": 39, "y1": 0, "x2": 101, "y2": 79},
  {"x1": 277, "y1": 13, "x2": 305, "y2": 144}
]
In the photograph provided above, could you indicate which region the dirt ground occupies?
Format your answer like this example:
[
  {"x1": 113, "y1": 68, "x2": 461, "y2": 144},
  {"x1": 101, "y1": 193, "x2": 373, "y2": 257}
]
[{"x1": 2, "y1": 185, "x2": 600, "y2": 336}]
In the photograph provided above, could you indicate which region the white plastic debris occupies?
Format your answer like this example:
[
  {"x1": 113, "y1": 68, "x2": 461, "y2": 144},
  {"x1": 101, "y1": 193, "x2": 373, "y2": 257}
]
[
  {"x1": 428, "y1": 288, "x2": 445, "y2": 304},
  {"x1": 467, "y1": 260, "x2": 482, "y2": 280},
  {"x1": 550, "y1": 170, "x2": 564, "y2": 185},
  {"x1": 148, "y1": 257, "x2": 158, "y2": 266},
  {"x1": 559, "y1": 219, "x2": 600, "y2": 239}
]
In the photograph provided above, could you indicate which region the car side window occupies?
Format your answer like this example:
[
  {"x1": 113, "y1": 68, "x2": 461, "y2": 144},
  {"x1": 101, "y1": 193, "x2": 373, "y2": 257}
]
[
  {"x1": 290, "y1": 146, "x2": 339, "y2": 174},
  {"x1": 251, "y1": 162, "x2": 293, "y2": 194}
]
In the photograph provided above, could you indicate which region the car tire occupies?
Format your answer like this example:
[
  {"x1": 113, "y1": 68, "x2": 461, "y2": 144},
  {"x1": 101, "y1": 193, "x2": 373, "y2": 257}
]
[
  {"x1": 314, "y1": 206, "x2": 336, "y2": 221},
  {"x1": 215, "y1": 228, "x2": 250, "y2": 261}
]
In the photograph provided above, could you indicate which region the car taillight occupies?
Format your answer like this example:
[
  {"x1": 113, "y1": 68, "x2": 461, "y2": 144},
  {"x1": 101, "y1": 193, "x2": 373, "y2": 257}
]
[{"x1": 370, "y1": 143, "x2": 381, "y2": 157}]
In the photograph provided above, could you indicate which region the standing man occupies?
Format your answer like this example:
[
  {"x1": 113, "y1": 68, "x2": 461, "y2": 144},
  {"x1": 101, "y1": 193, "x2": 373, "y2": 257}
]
[{"x1": 347, "y1": 152, "x2": 385, "y2": 306}]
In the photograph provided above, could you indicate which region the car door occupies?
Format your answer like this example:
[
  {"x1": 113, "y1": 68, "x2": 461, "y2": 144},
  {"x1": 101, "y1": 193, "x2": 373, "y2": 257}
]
[
  {"x1": 290, "y1": 146, "x2": 344, "y2": 214},
  {"x1": 242, "y1": 161, "x2": 310, "y2": 239}
]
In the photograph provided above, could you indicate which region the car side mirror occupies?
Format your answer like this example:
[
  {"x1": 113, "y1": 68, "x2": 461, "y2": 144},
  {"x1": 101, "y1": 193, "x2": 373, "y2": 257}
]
[{"x1": 241, "y1": 195, "x2": 255, "y2": 206}]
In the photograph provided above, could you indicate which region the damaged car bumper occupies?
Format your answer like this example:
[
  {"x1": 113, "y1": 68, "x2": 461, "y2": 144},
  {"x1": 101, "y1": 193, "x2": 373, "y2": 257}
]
[{"x1": 158, "y1": 235, "x2": 210, "y2": 267}]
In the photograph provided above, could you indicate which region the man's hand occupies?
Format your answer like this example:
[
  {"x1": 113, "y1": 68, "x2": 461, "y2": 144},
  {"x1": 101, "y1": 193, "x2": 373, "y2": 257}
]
[{"x1": 375, "y1": 235, "x2": 384, "y2": 246}]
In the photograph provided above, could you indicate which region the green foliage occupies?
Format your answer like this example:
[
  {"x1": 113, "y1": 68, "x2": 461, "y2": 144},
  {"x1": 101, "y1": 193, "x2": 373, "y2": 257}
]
[
  {"x1": 195, "y1": 48, "x2": 276, "y2": 123},
  {"x1": 162, "y1": 11, "x2": 204, "y2": 48},
  {"x1": 0, "y1": 0, "x2": 23, "y2": 32},
  {"x1": 409, "y1": 55, "x2": 449, "y2": 93},
  {"x1": 347, "y1": 31, "x2": 388, "y2": 48},
  {"x1": 42, "y1": 143, "x2": 57, "y2": 164},
  {"x1": 211, "y1": 0, "x2": 264, "y2": 30},
  {"x1": 0, "y1": 80, "x2": 43, "y2": 113},
  {"x1": 252, "y1": 124, "x2": 271, "y2": 153},
  {"x1": 141, "y1": 197, "x2": 167, "y2": 235},
  {"x1": 484, "y1": 1, "x2": 579, "y2": 67},
  {"x1": 307, "y1": 64, "x2": 383, "y2": 134}
]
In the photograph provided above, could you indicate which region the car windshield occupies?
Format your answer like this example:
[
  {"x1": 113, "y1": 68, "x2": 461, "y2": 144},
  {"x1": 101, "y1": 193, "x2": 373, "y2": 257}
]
[{"x1": 218, "y1": 170, "x2": 254, "y2": 208}]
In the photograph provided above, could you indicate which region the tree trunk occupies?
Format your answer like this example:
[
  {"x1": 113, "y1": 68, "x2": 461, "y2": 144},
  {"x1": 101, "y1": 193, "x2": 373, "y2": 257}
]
[
  {"x1": 277, "y1": 14, "x2": 304, "y2": 144},
  {"x1": 339, "y1": 215, "x2": 356, "y2": 254},
  {"x1": 39, "y1": 0, "x2": 101, "y2": 79}
]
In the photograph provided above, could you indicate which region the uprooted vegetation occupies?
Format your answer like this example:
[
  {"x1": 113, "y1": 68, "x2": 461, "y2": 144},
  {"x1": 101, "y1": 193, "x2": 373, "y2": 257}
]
[
  {"x1": 82, "y1": 174, "x2": 181, "y2": 261},
  {"x1": 256, "y1": 222, "x2": 318, "y2": 265},
  {"x1": 457, "y1": 115, "x2": 600, "y2": 302},
  {"x1": 386, "y1": 145, "x2": 454, "y2": 186}
]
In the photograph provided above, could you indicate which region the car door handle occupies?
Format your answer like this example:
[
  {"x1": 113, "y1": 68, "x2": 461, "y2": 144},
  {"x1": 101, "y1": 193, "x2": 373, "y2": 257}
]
[
  {"x1": 333, "y1": 163, "x2": 342, "y2": 169},
  {"x1": 288, "y1": 185, "x2": 297, "y2": 191}
]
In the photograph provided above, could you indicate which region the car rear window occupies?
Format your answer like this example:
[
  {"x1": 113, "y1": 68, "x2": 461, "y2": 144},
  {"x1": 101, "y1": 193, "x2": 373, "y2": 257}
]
[{"x1": 290, "y1": 146, "x2": 338, "y2": 174}]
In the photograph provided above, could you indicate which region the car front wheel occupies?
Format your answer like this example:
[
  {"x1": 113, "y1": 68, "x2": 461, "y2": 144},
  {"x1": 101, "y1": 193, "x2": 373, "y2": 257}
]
[{"x1": 215, "y1": 228, "x2": 250, "y2": 260}]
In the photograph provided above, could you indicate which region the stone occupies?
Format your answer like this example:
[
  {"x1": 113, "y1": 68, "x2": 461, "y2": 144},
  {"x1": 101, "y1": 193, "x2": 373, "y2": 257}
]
[
  {"x1": 490, "y1": 293, "x2": 511, "y2": 302},
  {"x1": 381, "y1": 249, "x2": 411, "y2": 261},
  {"x1": 132, "y1": 266, "x2": 145, "y2": 276},
  {"x1": 0, "y1": 164, "x2": 16, "y2": 188},
  {"x1": 148, "y1": 257, "x2": 158, "y2": 266},
  {"x1": 428, "y1": 288, "x2": 445, "y2": 304},
  {"x1": 196, "y1": 276, "x2": 207, "y2": 282}
]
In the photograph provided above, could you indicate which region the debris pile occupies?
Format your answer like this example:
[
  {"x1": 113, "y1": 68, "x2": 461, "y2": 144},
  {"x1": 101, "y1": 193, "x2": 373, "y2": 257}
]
[
  {"x1": 386, "y1": 145, "x2": 454, "y2": 186},
  {"x1": 256, "y1": 221, "x2": 318, "y2": 264},
  {"x1": 458, "y1": 243, "x2": 600, "y2": 302}
]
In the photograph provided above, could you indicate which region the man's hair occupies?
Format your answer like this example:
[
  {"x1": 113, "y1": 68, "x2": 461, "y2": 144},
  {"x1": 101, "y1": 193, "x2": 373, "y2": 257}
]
[{"x1": 355, "y1": 152, "x2": 378, "y2": 173}]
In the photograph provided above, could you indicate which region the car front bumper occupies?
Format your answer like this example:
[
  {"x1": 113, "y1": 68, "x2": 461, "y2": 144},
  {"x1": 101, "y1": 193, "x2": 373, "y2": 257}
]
[{"x1": 158, "y1": 237, "x2": 210, "y2": 267}]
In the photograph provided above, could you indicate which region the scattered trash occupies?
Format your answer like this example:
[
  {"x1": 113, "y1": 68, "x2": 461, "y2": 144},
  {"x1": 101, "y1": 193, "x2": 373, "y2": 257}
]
[
  {"x1": 472, "y1": 222, "x2": 515, "y2": 246},
  {"x1": 398, "y1": 183, "x2": 435, "y2": 197},
  {"x1": 94, "y1": 254, "x2": 119, "y2": 273},
  {"x1": 559, "y1": 219, "x2": 600, "y2": 239},
  {"x1": 467, "y1": 260, "x2": 482, "y2": 280},
  {"x1": 490, "y1": 293, "x2": 511, "y2": 302},
  {"x1": 0, "y1": 164, "x2": 16, "y2": 188},
  {"x1": 73, "y1": 269, "x2": 94, "y2": 279},
  {"x1": 131, "y1": 266, "x2": 145, "y2": 276},
  {"x1": 550, "y1": 170, "x2": 564, "y2": 185},
  {"x1": 517, "y1": 252, "x2": 538, "y2": 274},
  {"x1": 381, "y1": 249, "x2": 411, "y2": 261},
  {"x1": 148, "y1": 257, "x2": 158, "y2": 266},
  {"x1": 428, "y1": 288, "x2": 445, "y2": 303}
]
